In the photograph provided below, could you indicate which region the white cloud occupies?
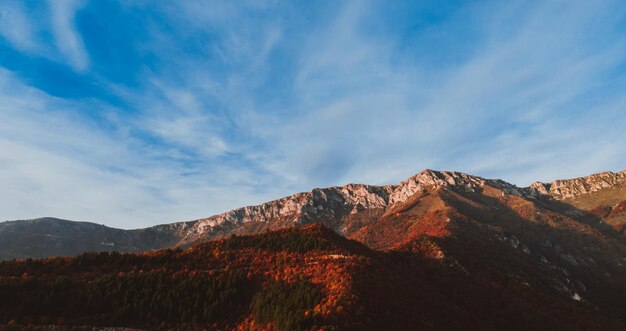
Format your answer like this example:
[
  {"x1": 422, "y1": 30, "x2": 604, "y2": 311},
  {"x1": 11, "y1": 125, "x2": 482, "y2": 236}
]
[
  {"x1": 0, "y1": 3, "x2": 41, "y2": 53},
  {"x1": 134, "y1": 0, "x2": 626, "y2": 193},
  {"x1": 252, "y1": 0, "x2": 626, "y2": 188},
  {"x1": 0, "y1": 69, "x2": 282, "y2": 228},
  {"x1": 48, "y1": 0, "x2": 89, "y2": 71}
]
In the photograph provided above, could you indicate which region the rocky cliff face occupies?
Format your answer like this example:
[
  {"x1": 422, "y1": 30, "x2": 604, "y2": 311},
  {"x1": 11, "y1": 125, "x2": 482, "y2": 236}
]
[
  {"x1": 183, "y1": 183, "x2": 395, "y2": 240},
  {"x1": 183, "y1": 169, "x2": 539, "y2": 242},
  {"x1": 529, "y1": 170, "x2": 626, "y2": 200},
  {"x1": 184, "y1": 170, "x2": 479, "y2": 240},
  {"x1": 390, "y1": 169, "x2": 532, "y2": 202}
]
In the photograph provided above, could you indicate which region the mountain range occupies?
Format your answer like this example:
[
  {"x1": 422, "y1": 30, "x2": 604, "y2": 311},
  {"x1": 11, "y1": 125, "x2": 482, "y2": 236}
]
[
  {"x1": 1, "y1": 168, "x2": 626, "y2": 329},
  {"x1": 2, "y1": 169, "x2": 625, "y2": 258}
]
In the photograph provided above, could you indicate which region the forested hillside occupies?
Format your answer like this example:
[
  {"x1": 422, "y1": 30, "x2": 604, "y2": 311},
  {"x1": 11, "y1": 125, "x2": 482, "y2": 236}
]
[{"x1": 1, "y1": 225, "x2": 623, "y2": 330}]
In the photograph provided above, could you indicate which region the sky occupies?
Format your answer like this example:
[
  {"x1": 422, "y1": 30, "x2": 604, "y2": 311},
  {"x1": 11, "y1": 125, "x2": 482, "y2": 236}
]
[{"x1": 1, "y1": 1, "x2": 626, "y2": 228}]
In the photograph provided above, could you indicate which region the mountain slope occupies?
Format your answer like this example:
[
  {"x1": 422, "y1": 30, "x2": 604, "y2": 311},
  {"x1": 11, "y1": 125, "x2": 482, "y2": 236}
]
[
  {"x1": 1, "y1": 225, "x2": 623, "y2": 330},
  {"x1": 177, "y1": 170, "x2": 536, "y2": 244},
  {"x1": 531, "y1": 170, "x2": 626, "y2": 231},
  {"x1": 2, "y1": 168, "x2": 626, "y2": 328}
]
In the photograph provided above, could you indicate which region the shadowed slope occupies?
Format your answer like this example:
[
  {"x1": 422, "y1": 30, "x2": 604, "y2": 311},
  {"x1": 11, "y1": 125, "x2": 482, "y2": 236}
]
[
  {"x1": 349, "y1": 179, "x2": 626, "y2": 324},
  {"x1": 0, "y1": 218, "x2": 192, "y2": 260}
]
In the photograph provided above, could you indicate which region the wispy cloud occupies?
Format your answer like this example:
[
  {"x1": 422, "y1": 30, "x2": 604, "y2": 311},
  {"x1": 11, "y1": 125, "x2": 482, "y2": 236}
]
[
  {"x1": 48, "y1": 0, "x2": 89, "y2": 71},
  {"x1": 0, "y1": 2, "x2": 41, "y2": 53},
  {"x1": 0, "y1": 68, "x2": 280, "y2": 228},
  {"x1": 255, "y1": 0, "x2": 626, "y2": 187}
]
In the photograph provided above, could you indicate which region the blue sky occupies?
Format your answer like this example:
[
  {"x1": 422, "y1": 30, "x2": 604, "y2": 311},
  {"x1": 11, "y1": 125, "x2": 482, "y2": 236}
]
[{"x1": 1, "y1": 1, "x2": 626, "y2": 228}]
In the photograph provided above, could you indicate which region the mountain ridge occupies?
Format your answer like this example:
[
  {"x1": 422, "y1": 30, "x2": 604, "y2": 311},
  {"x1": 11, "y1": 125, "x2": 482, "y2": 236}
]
[
  {"x1": 180, "y1": 168, "x2": 626, "y2": 242},
  {"x1": 530, "y1": 170, "x2": 626, "y2": 199},
  {"x1": 2, "y1": 168, "x2": 625, "y2": 260}
]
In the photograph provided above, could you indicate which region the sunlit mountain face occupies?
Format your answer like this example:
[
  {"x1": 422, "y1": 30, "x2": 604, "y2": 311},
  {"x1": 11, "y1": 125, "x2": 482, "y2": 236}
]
[{"x1": 2, "y1": 169, "x2": 626, "y2": 329}]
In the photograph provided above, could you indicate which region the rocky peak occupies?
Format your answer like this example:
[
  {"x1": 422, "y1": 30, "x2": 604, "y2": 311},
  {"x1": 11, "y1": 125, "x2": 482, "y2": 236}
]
[
  {"x1": 187, "y1": 183, "x2": 395, "y2": 237},
  {"x1": 185, "y1": 169, "x2": 626, "y2": 239},
  {"x1": 187, "y1": 169, "x2": 528, "y2": 238},
  {"x1": 389, "y1": 169, "x2": 533, "y2": 203},
  {"x1": 388, "y1": 170, "x2": 486, "y2": 204},
  {"x1": 528, "y1": 181, "x2": 551, "y2": 195},
  {"x1": 189, "y1": 170, "x2": 530, "y2": 238},
  {"x1": 529, "y1": 170, "x2": 626, "y2": 200}
]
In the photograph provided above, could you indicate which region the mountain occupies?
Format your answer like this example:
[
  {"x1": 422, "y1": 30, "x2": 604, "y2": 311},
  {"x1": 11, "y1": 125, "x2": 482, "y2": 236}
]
[
  {"x1": 530, "y1": 170, "x2": 626, "y2": 231},
  {"x1": 1, "y1": 168, "x2": 626, "y2": 329},
  {"x1": 3, "y1": 169, "x2": 625, "y2": 258},
  {"x1": 1, "y1": 224, "x2": 624, "y2": 330},
  {"x1": 0, "y1": 217, "x2": 192, "y2": 260},
  {"x1": 187, "y1": 169, "x2": 626, "y2": 242}
]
